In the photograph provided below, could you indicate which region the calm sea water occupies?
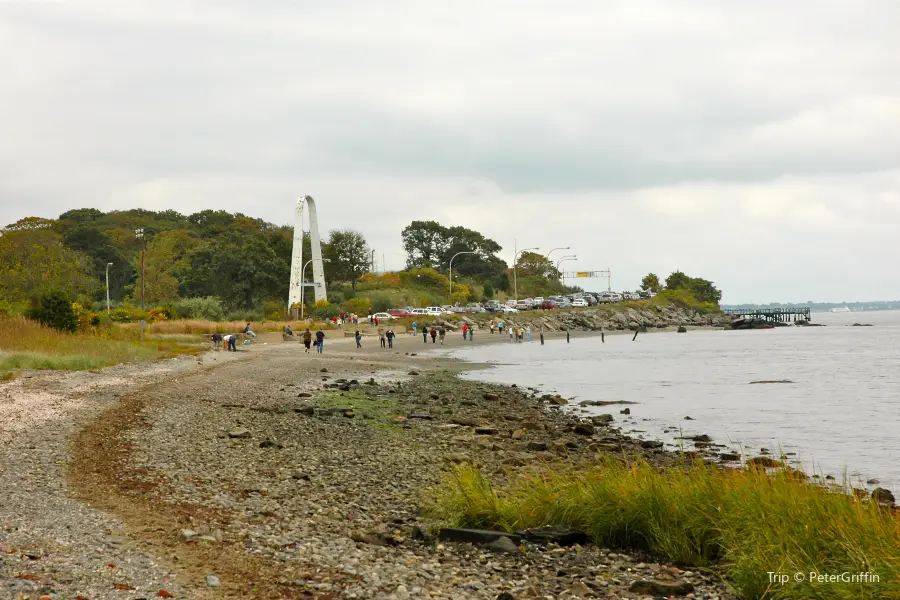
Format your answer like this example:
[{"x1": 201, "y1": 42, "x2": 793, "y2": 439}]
[{"x1": 449, "y1": 310, "x2": 900, "y2": 489}]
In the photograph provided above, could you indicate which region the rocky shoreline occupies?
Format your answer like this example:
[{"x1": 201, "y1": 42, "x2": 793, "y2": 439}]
[
  {"x1": 1, "y1": 342, "x2": 733, "y2": 599},
  {"x1": 3, "y1": 332, "x2": 891, "y2": 599},
  {"x1": 439, "y1": 305, "x2": 733, "y2": 333}
]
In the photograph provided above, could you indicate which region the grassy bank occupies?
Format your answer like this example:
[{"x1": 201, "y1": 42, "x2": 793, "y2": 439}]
[
  {"x1": 427, "y1": 459, "x2": 899, "y2": 599},
  {"x1": 0, "y1": 316, "x2": 197, "y2": 371}
]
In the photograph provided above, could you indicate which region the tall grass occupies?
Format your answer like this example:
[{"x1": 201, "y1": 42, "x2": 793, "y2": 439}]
[
  {"x1": 0, "y1": 316, "x2": 196, "y2": 371},
  {"x1": 427, "y1": 458, "x2": 899, "y2": 599},
  {"x1": 129, "y1": 319, "x2": 340, "y2": 336}
]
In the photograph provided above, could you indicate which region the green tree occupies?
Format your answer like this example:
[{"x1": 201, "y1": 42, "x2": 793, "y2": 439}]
[
  {"x1": 133, "y1": 230, "x2": 201, "y2": 304},
  {"x1": 0, "y1": 228, "x2": 98, "y2": 305},
  {"x1": 4, "y1": 216, "x2": 57, "y2": 231},
  {"x1": 516, "y1": 251, "x2": 558, "y2": 277},
  {"x1": 482, "y1": 281, "x2": 494, "y2": 298},
  {"x1": 687, "y1": 278, "x2": 722, "y2": 305},
  {"x1": 665, "y1": 271, "x2": 692, "y2": 290},
  {"x1": 324, "y1": 229, "x2": 370, "y2": 290},
  {"x1": 640, "y1": 273, "x2": 662, "y2": 293},
  {"x1": 25, "y1": 290, "x2": 78, "y2": 332},
  {"x1": 183, "y1": 235, "x2": 287, "y2": 309},
  {"x1": 401, "y1": 221, "x2": 505, "y2": 280}
]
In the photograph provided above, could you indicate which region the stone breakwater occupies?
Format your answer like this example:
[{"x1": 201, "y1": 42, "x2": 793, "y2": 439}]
[{"x1": 445, "y1": 305, "x2": 732, "y2": 332}]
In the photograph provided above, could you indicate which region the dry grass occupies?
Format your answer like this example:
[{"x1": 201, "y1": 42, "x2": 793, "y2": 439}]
[
  {"x1": 427, "y1": 458, "x2": 900, "y2": 600},
  {"x1": 0, "y1": 316, "x2": 197, "y2": 371},
  {"x1": 119, "y1": 319, "x2": 340, "y2": 336}
]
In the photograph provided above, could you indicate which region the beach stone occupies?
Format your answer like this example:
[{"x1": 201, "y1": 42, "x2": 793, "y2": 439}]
[
  {"x1": 629, "y1": 578, "x2": 695, "y2": 596},
  {"x1": 483, "y1": 392, "x2": 500, "y2": 401},
  {"x1": 511, "y1": 429, "x2": 526, "y2": 440},
  {"x1": 640, "y1": 440, "x2": 664, "y2": 449},
  {"x1": 444, "y1": 453, "x2": 469, "y2": 464},
  {"x1": 205, "y1": 575, "x2": 221, "y2": 588},
  {"x1": 516, "y1": 525, "x2": 588, "y2": 547},
  {"x1": 747, "y1": 456, "x2": 782, "y2": 468},
  {"x1": 689, "y1": 434, "x2": 712, "y2": 442},
  {"x1": 227, "y1": 428, "x2": 251, "y2": 439},
  {"x1": 451, "y1": 418, "x2": 480, "y2": 427},
  {"x1": 475, "y1": 427, "x2": 499, "y2": 435},
  {"x1": 872, "y1": 488, "x2": 896, "y2": 506},
  {"x1": 526, "y1": 441, "x2": 549, "y2": 452},
  {"x1": 719, "y1": 452, "x2": 741, "y2": 461},
  {"x1": 573, "y1": 423, "x2": 595, "y2": 436},
  {"x1": 592, "y1": 414, "x2": 614, "y2": 425},
  {"x1": 485, "y1": 536, "x2": 520, "y2": 554},
  {"x1": 294, "y1": 406, "x2": 315, "y2": 416},
  {"x1": 677, "y1": 326, "x2": 688, "y2": 333},
  {"x1": 620, "y1": 407, "x2": 631, "y2": 415},
  {"x1": 436, "y1": 528, "x2": 522, "y2": 545}
]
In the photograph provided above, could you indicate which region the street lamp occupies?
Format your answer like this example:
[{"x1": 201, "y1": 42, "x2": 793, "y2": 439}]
[
  {"x1": 545, "y1": 247, "x2": 570, "y2": 262},
  {"x1": 513, "y1": 246, "x2": 539, "y2": 301},
  {"x1": 300, "y1": 258, "x2": 331, "y2": 320},
  {"x1": 105, "y1": 262, "x2": 114, "y2": 313},
  {"x1": 370, "y1": 249, "x2": 376, "y2": 273},
  {"x1": 556, "y1": 255, "x2": 577, "y2": 286},
  {"x1": 135, "y1": 229, "x2": 145, "y2": 310},
  {"x1": 448, "y1": 251, "x2": 476, "y2": 302}
]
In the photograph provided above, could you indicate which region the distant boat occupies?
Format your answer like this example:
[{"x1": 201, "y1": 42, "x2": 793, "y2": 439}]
[{"x1": 831, "y1": 306, "x2": 851, "y2": 313}]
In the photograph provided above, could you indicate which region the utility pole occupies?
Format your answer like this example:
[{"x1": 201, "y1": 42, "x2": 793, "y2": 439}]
[
  {"x1": 135, "y1": 229, "x2": 145, "y2": 309},
  {"x1": 370, "y1": 249, "x2": 376, "y2": 273},
  {"x1": 105, "y1": 262, "x2": 113, "y2": 313}
]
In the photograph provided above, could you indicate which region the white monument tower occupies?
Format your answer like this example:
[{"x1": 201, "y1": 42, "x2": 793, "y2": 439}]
[{"x1": 288, "y1": 195, "x2": 327, "y2": 312}]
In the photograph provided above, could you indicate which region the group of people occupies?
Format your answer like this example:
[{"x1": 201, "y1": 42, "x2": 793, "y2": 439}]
[
  {"x1": 376, "y1": 327, "x2": 396, "y2": 348},
  {"x1": 421, "y1": 325, "x2": 446, "y2": 344},
  {"x1": 509, "y1": 325, "x2": 532, "y2": 342},
  {"x1": 283, "y1": 325, "x2": 326, "y2": 353}
]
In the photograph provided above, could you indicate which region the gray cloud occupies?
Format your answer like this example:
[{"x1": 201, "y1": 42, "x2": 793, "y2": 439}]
[{"x1": 1, "y1": 0, "x2": 899, "y2": 302}]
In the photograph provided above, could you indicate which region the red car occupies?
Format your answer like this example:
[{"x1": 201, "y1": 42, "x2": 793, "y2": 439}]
[
  {"x1": 540, "y1": 301, "x2": 558, "y2": 310},
  {"x1": 387, "y1": 308, "x2": 415, "y2": 318}
]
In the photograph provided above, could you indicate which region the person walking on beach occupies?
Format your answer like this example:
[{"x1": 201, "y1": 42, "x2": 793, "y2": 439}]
[
  {"x1": 498, "y1": 320, "x2": 504, "y2": 335},
  {"x1": 303, "y1": 328, "x2": 312, "y2": 353},
  {"x1": 422, "y1": 326, "x2": 429, "y2": 343},
  {"x1": 489, "y1": 319, "x2": 495, "y2": 334},
  {"x1": 540, "y1": 327, "x2": 545, "y2": 345},
  {"x1": 526, "y1": 326, "x2": 532, "y2": 342},
  {"x1": 508, "y1": 326, "x2": 514, "y2": 342},
  {"x1": 315, "y1": 329, "x2": 325, "y2": 353},
  {"x1": 386, "y1": 328, "x2": 395, "y2": 348},
  {"x1": 469, "y1": 326, "x2": 475, "y2": 341},
  {"x1": 411, "y1": 321, "x2": 417, "y2": 336},
  {"x1": 378, "y1": 327, "x2": 386, "y2": 348},
  {"x1": 355, "y1": 330, "x2": 362, "y2": 348},
  {"x1": 462, "y1": 323, "x2": 468, "y2": 340},
  {"x1": 438, "y1": 326, "x2": 446, "y2": 345},
  {"x1": 431, "y1": 328, "x2": 438, "y2": 344}
]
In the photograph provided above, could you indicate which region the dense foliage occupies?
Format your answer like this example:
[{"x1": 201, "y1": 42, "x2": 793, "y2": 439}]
[{"x1": 1, "y1": 209, "x2": 722, "y2": 322}]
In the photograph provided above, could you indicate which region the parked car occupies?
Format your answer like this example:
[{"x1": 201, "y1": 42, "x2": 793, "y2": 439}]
[
  {"x1": 499, "y1": 305, "x2": 519, "y2": 313},
  {"x1": 572, "y1": 298, "x2": 588, "y2": 307},
  {"x1": 540, "y1": 300, "x2": 558, "y2": 310},
  {"x1": 372, "y1": 312, "x2": 393, "y2": 320},
  {"x1": 387, "y1": 308, "x2": 415, "y2": 318},
  {"x1": 557, "y1": 300, "x2": 573, "y2": 308},
  {"x1": 515, "y1": 300, "x2": 531, "y2": 311},
  {"x1": 410, "y1": 308, "x2": 428, "y2": 315},
  {"x1": 425, "y1": 307, "x2": 444, "y2": 316}
]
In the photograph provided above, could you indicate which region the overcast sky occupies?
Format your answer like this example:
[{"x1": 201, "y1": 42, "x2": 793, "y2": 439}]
[{"x1": 2, "y1": 1, "x2": 899, "y2": 303}]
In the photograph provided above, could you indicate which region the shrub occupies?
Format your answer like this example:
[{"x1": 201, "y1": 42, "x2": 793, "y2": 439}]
[
  {"x1": 482, "y1": 281, "x2": 494, "y2": 298},
  {"x1": 368, "y1": 293, "x2": 394, "y2": 312},
  {"x1": 310, "y1": 299, "x2": 340, "y2": 320},
  {"x1": 25, "y1": 290, "x2": 78, "y2": 332},
  {"x1": 148, "y1": 306, "x2": 176, "y2": 322},
  {"x1": 344, "y1": 297, "x2": 372, "y2": 315},
  {"x1": 263, "y1": 300, "x2": 285, "y2": 321},
  {"x1": 655, "y1": 289, "x2": 719, "y2": 313},
  {"x1": 174, "y1": 297, "x2": 225, "y2": 321},
  {"x1": 108, "y1": 306, "x2": 150, "y2": 323}
]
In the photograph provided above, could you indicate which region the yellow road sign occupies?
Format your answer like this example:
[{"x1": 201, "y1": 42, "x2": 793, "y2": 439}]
[{"x1": 575, "y1": 271, "x2": 591, "y2": 278}]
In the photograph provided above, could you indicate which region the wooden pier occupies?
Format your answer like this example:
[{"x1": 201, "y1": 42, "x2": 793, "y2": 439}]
[{"x1": 723, "y1": 307, "x2": 811, "y2": 323}]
